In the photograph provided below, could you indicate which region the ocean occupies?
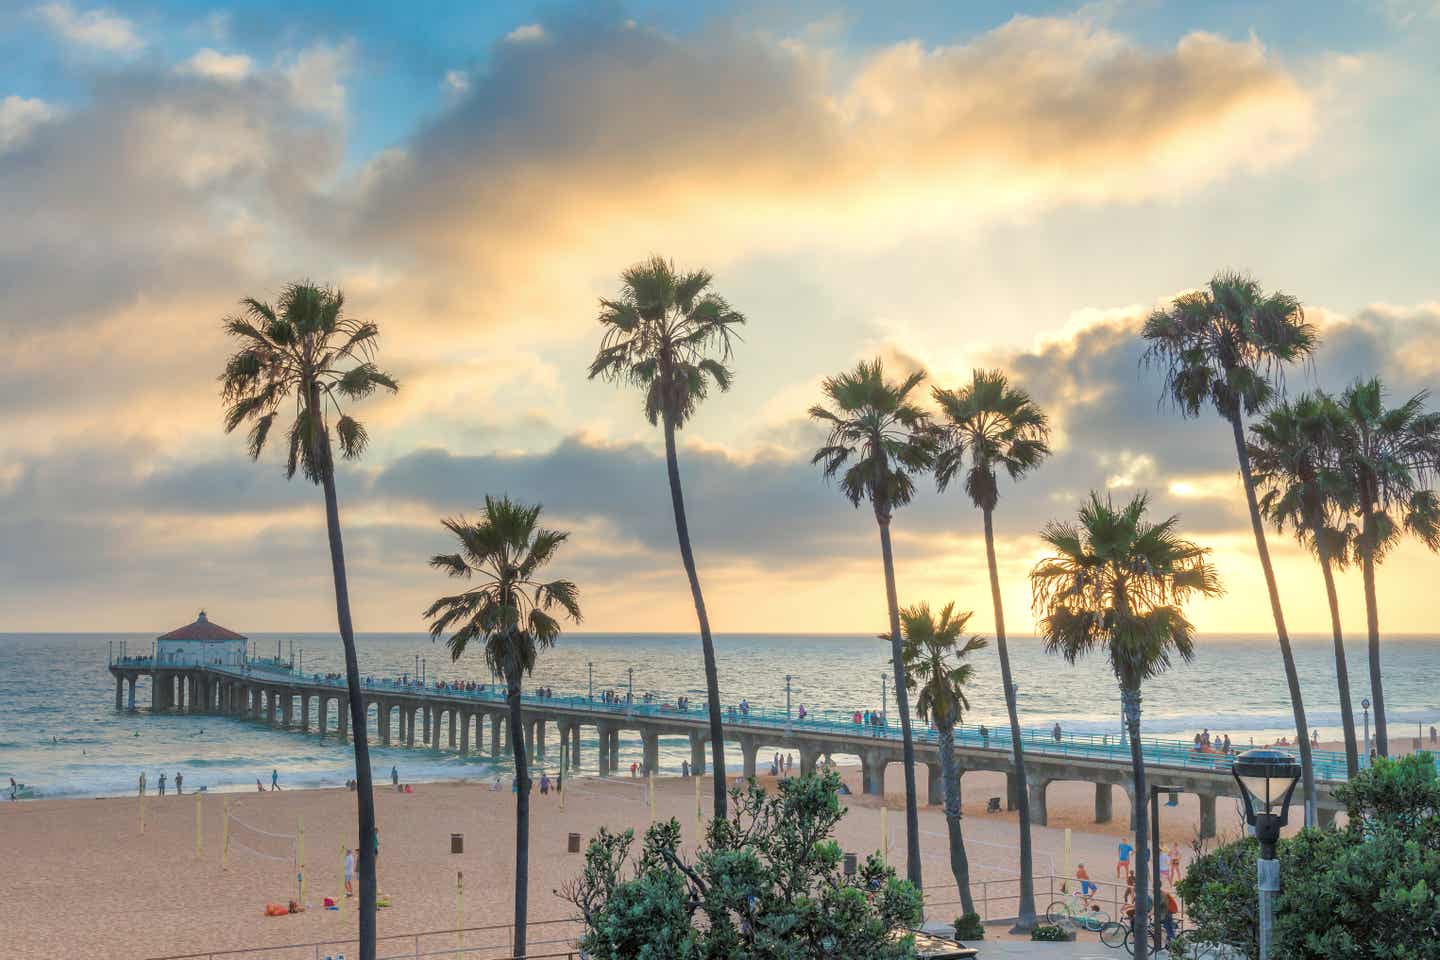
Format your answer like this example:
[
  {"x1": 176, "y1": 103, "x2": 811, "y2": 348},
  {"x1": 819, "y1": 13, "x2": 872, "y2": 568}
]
[{"x1": 2, "y1": 631, "x2": 1436, "y2": 800}]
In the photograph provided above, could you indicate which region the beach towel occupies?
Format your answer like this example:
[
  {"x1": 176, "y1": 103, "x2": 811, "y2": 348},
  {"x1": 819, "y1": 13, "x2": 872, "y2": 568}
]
[{"x1": 265, "y1": 903, "x2": 288, "y2": 917}]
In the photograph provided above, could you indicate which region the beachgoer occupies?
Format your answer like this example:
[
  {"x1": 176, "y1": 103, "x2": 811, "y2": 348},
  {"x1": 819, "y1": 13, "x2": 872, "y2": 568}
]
[
  {"x1": 174, "y1": 772, "x2": 183, "y2": 795},
  {"x1": 1123, "y1": 871, "x2": 1135, "y2": 906},
  {"x1": 158, "y1": 772, "x2": 167, "y2": 797},
  {"x1": 272, "y1": 769, "x2": 280, "y2": 791},
  {"x1": 1160, "y1": 888, "x2": 1179, "y2": 945},
  {"x1": 1312, "y1": 728, "x2": 1320, "y2": 746},
  {"x1": 630, "y1": 762, "x2": 638, "y2": 779},
  {"x1": 681, "y1": 760, "x2": 690, "y2": 778},
  {"x1": 1168, "y1": 842, "x2": 1183, "y2": 883},
  {"x1": 391, "y1": 765, "x2": 399, "y2": 786},
  {"x1": 797, "y1": 704, "x2": 806, "y2": 720},
  {"x1": 1053, "y1": 722, "x2": 1062, "y2": 742},
  {"x1": 9, "y1": 777, "x2": 17, "y2": 801},
  {"x1": 344, "y1": 849, "x2": 355, "y2": 898},
  {"x1": 540, "y1": 773, "x2": 550, "y2": 796},
  {"x1": 786, "y1": 753, "x2": 793, "y2": 775},
  {"x1": 1158, "y1": 846, "x2": 1172, "y2": 879},
  {"x1": 1077, "y1": 863, "x2": 1096, "y2": 904},
  {"x1": 1116, "y1": 836, "x2": 1133, "y2": 878},
  {"x1": 256, "y1": 778, "x2": 265, "y2": 792}
]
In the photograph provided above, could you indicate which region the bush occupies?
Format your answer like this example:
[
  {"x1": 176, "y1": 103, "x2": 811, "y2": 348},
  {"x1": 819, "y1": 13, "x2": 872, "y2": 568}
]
[
  {"x1": 952, "y1": 912, "x2": 984, "y2": 940},
  {"x1": 564, "y1": 772, "x2": 925, "y2": 959},
  {"x1": 1030, "y1": 924, "x2": 1074, "y2": 941},
  {"x1": 1179, "y1": 753, "x2": 1440, "y2": 959}
]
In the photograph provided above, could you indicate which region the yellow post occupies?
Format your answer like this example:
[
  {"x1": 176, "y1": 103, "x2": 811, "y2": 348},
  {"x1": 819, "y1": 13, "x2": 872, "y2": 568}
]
[
  {"x1": 456, "y1": 870, "x2": 464, "y2": 947},
  {"x1": 195, "y1": 791, "x2": 202, "y2": 859},
  {"x1": 337, "y1": 843, "x2": 345, "y2": 916},
  {"x1": 648, "y1": 771, "x2": 656, "y2": 822},
  {"x1": 139, "y1": 788, "x2": 145, "y2": 836},
  {"x1": 1063, "y1": 828, "x2": 1073, "y2": 892},
  {"x1": 297, "y1": 816, "x2": 305, "y2": 906},
  {"x1": 558, "y1": 740, "x2": 567, "y2": 812},
  {"x1": 222, "y1": 799, "x2": 230, "y2": 870},
  {"x1": 880, "y1": 806, "x2": 888, "y2": 865}
]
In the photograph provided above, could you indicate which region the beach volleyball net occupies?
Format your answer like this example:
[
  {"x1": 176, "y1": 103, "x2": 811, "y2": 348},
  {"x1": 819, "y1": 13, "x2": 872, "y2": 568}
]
[{"x1": 224, "y1": 808, "x2": 298, "y2": 865}]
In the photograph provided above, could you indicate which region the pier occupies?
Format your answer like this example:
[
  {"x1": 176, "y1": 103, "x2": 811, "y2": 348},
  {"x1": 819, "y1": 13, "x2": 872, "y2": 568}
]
[{"x1": 107, "y1": 653, "x2": 1351, "y2": 835}]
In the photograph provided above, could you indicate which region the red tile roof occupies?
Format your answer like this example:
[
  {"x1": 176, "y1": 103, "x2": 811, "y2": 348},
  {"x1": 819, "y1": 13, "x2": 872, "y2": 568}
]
[{"x1": 157, "y1": 611, "x2": 247, "y2": 642}]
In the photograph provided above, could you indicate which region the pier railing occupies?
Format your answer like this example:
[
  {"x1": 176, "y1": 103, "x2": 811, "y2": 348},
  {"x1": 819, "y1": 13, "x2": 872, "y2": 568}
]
[{"x1": 113, "y1": 656, "x2": 1378, "y2": 782}]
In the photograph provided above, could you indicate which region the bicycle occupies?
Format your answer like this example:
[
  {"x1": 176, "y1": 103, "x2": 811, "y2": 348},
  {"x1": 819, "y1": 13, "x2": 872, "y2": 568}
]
[
  {"x1": 1099, "y1": 915, "x2": 1131, "y2": 949},
  {"x1": 1045, "y1": 889, "x2": 1111, "y2": 932}
]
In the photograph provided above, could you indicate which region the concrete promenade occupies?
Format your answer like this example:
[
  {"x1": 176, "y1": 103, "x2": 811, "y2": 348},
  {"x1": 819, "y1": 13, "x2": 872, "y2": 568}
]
[{"x1": 108, "y1": 656, "x2": 1349, "y2": 835}]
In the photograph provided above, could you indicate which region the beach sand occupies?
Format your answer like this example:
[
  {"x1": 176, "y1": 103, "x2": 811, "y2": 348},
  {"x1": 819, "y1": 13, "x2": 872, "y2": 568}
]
[{"x1": 5, "y1": 737, "x2": 1403, "y2": 958}]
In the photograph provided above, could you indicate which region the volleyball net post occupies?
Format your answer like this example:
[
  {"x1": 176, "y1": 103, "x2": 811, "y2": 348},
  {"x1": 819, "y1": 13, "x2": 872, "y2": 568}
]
[
  {"x1": 222, "y1": 799, "x2": 230, "y2": 870},
  {"x1": 195, "y1": 792, "x2": 202, "y2": 859},
  {"x1": 879, "y1": 806, "x2": 888, "y2": 865},
  {"x1": 296, "y1": 816, "x2": 305, "y2": 906}
]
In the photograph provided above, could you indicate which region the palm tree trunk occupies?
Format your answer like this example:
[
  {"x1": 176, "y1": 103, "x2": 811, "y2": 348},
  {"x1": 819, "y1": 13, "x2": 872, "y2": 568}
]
[
  {"x1": 1229, "y1": 414, "x2": 1316, "y2": 824},
  {"x1": 937, "y1": 722, "x2": 976, "y2": 916},
  {"x1": 662, "y1": 413, "x2": 728, "y2": 819},
  {"x1": 507, "y1": 668, "x2": 531, "y2": 957},
  {"x1": 1360, "y1": 506, "x2": 1388, "y2": 757},
  {"x1": 319, "y1": 457, "x2": 378, "y2": 960},
  {"x1": 982, "y1": 505, "x2": 1036, "y2": 930},
  {"x1": 875, "y1": 509, "x2": 922, "y2": 889},
  {"x1": 1122, "y1": 688, "x2": 1150, "y2": 960},
  {"x1": 1318, "y1": 549, "x2": 1360, "y2": 776}
]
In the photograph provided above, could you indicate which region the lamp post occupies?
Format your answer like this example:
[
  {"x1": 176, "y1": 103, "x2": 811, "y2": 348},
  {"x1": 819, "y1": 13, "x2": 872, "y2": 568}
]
[
  {"x1": 785, "y1": 675, "x2": 793, "y2": 719},
  {"x1": 880, "y1": 673, "x2": 887, "y2": 725},
  {"x1": 588, "y1": 661, "x2": 594, "y2": 702},
  {"x1": 1232, "y1": 748, "x2": 1302, "y2": 960},
  {"x1": 1149, "y1": 784, "x2": 1181, "y2": 952},
  {"x1": 1361, "y1": 698, "x2": 1371, "y2": 768},
  {"x1": 628, "y1": 667, "x2": 634, "y2": 706}
]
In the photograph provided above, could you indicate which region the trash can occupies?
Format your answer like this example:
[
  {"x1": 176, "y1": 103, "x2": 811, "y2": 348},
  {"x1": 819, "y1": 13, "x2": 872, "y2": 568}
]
[
  {"x1": 568, "y1": 832, "x2": 582, "y2": 853},
  {"x1": 843, "y1": 852, "x2": 857, "y2": 877},
  {"x1": 451, "y1": 833, "x2": 463, "y2": 854}
]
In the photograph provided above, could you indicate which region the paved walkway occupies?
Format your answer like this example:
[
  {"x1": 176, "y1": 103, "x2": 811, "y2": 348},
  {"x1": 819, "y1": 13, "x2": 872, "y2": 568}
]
[{"x1": 954, "y1": 942, "x2": 1170, "y2": 958}]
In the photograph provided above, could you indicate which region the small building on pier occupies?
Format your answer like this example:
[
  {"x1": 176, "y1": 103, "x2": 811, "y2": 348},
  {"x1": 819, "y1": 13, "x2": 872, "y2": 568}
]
[{"x1": 156, "y1": 611, "x2": 246, "y2": 667}]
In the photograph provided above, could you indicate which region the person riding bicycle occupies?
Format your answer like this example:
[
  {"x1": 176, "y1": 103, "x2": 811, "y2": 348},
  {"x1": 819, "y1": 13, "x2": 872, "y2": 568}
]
[{"x1": 1076, "y1": 863, "x2": 1097, "y2": 905}]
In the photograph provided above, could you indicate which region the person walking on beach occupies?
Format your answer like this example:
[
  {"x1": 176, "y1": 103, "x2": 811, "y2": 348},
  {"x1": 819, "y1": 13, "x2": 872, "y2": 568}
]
[
  {"x1": 1168, "y1": 842, "x2": 1183, "y2": 883},
  {"x1": 391, "y1": 765, "x2": 399, "y2": 787},
  {"x1": 271, "y1": 769, "x2": 280, "y2": 791},
  {"x1": 158, "y1": 772, "x2": 167, "y2": 797},
  {"x1": 539, "y1": 773, "x2": 550, "y2": 796},
  {"x1": 1076, "y1": 863, "x2": 1096, "y2": 905},
  {"x1": 344, "y1": 848, "x2": 355, "y2": 898},
  {"x1": 1158, "y1": 845, "x2": 1172, "y2": 881},
  {"x1": 174, "y1": 772, "x2": 183, "y2": 795},
  {"x1": 1116, "y1": 836, "x2": 1133, "y2": 878},
  {"x1": 1053, "y1": 722, "x2": 1062, "y2": 742}
]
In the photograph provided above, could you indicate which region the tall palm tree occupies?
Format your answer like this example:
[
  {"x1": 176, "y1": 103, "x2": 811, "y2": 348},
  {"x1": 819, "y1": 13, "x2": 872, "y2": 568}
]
[
  {"x1": 901, "y1": 602, "x2": 988, "y2": 915},
  {"x1": 1030, "y1": 492, "x2": 1222, "y2": 960},
  {"x1": 587, "y1": 256, "x2": 743, "y2": 818},
  {"x1": 423, "y1": 496, "x2": 582, "y2": 959},
  {"x1": 1141, "y1": 271, "x2": 1319, "y2": 824},
  {"x1": 809, "y1": 358, "x2": 936, "y2": 888},
  {"x1": 1249, "y1": 392, "x2": 1361, "y2": 775},
  {"x1": 931, "y1": 368, "x2": 1050, "y2": 929},
  {"x1": 220, "y1": 282, "x2": 397, "y2": 960},
  {"x1": 1336, "y1": 378, "x2": 1440, "y2": 757}
]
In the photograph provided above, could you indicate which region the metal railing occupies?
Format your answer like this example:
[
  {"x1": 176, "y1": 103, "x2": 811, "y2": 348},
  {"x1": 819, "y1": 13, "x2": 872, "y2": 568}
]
[{"x1": 144, "y1": 917, "x2": 582, "y2": 960}]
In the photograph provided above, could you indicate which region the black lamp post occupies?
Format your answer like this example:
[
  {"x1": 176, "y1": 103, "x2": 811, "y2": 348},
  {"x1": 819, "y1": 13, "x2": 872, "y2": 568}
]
[{"x1": 1232, "y1": 748, "x2": 1301, "y2": 960}]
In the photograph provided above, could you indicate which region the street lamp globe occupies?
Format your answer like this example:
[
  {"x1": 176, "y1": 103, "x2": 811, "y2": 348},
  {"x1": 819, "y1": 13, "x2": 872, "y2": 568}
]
[{"x1": 1231, "y1": 748, "x2": 1301, "y2": 857}]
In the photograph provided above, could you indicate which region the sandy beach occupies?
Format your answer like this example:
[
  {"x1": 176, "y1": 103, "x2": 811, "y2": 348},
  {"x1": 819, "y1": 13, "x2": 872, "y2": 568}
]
[{"x1": 7, "y1": 736, "x2": 1406, "y2": 957}]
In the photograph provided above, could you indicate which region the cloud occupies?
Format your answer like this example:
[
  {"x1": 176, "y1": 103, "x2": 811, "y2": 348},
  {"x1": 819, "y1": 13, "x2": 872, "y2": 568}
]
[
  {"x1": 178, "y1": 48, "x2": 254, "y2": 82},
  {"x1": 35, "y1": 2, "x2": 143, "y2": 55},
  {"x1": 281, "y1": 41, "x2": 352, "y2": 120},
  {"x1": 0, "y1": 96, "x2": 57, "y2": 152},
  {"x1": 443, "y1": 69, "x2": 470, "y2": 94},
  {"x1": 504, "y1": 23, "x2": 546, "y2": 43}
]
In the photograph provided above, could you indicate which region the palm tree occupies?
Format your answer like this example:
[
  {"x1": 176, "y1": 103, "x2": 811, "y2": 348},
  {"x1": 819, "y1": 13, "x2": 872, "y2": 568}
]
[
  {"x1": 931, "y1": 368, "x2": 1050, "y2": 929},
  {"x1": 1249, "y1": 392, "x2": 1361, "y2": 775},
  {"x1": 901, "y1": 602, "x2": 988, "y2": 915},
  {"x1": 1141, "y1": 271, "x2": 1319, "y2": 824},
  {"x1": 220, "y1": 282, "x2": 397, "y2": 960},
  {"x1": 423, "y1": 496, "x2": 582, "y2": 959},
  {"x1": 587, "y1": 256, "x2": 743, "y2": 818},
  {"x1": 1336, "y1": 378, "x2": 1440, "y2": 757},
  {"x1": 809, "y1": 358, "x2": 936, "y2": 888},
  {"x1": 1030, "y1": 492, "x2": 1222, "y2": 960}
]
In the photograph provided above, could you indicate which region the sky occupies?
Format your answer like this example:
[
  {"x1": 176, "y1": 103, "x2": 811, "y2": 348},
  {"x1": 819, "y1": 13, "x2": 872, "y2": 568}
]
[{"x1": 2, "y1": 0, "x2": 1440, "y2": 638}]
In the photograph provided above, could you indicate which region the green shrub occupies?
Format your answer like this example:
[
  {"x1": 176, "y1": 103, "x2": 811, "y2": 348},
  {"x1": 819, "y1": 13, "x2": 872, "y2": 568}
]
[
  {"x1": 952, "y1": 912, "x2": 984, "y2": 940},
  {"x1": 1179, "y1": 753, "x2": 1440, "y2": 959},
  {"x1": 564, "y1": 772, "x2": 925, "y2": 960},
  {"x1": 1030, "y1": 924, "x2": 1074, "y2": 941}
]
